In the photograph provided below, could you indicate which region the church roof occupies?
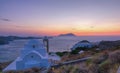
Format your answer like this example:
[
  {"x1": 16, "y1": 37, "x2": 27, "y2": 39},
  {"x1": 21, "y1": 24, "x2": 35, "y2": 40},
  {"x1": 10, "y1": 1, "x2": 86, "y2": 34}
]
[
  {"x1": 24, "y1": 51, "x2": 48, "y2": 59},
  {"x1": 80, "y1": 40, "x2": 90, "y2": 43}
]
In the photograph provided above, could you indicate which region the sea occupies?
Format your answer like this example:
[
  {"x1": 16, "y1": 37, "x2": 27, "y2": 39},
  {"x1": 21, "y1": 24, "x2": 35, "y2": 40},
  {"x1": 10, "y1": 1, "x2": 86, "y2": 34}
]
[{"x1": 0, "y1": 36, "x2": 120, "y2": 62}]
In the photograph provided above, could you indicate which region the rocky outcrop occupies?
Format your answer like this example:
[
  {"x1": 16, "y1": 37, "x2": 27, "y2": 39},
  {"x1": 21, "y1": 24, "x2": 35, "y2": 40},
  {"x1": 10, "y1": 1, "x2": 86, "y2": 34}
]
[{"x1": 99, "y1": 40, "x2": 120, "y2": 49}]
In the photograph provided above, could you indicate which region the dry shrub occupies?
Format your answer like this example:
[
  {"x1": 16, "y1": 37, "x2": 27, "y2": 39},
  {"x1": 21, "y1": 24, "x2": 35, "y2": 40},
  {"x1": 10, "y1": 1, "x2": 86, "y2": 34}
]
[
  {"x1": 88, "y1": 64, "x2": 99, "y2": 73},
  {"x1": 0, "y1": 61, "x2": 12, "y2": 71},
  {"x1": 109, "y1": 63, "x2": 119, "y2": 73},
  {"x1": 4, "y1": 70, "x2": 24, "y2": 73},
  {"x1": 91, "y1": 55, "x2": 105, "y2": 64},
  {"x1": 109, "y1": 50, "x2": 120, "y2": 64},
  {"x1": 24, "y1": 69, "x2": 34, "y2": 73},
  {"x1": 31, "y1": 67, "x2": 41, "y2": 73},
  {"x1": 51, "y1": 64, "x2": 88, "y2": 73},
  {"x1": 4, "y1": 70, "x2": 16, "y2": 73},
  {"x1": 4, "y1": 67, "x2": 45, "y2": 73},
  {"x1": 25, "y1": 67, "x2": 45, "y2": 73},
  {"x1": 61, "y1": 51, "x2": 92, "y2": 62},
  {"x1": 73, "y1": 68, "x2": 88, "y2": 73},
  {"x1": 91, "y1": 51, "x2": 109, "y2": 64},
  {"x1": 98, "y1": 60, "x2": 111, "y2": 73}
]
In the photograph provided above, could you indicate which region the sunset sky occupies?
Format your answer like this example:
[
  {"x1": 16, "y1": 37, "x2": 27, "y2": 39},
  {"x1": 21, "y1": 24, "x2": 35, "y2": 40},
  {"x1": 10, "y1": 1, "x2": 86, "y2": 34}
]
[{"x1": 0, "y1": 0, "x2": 120, "y2": 36}]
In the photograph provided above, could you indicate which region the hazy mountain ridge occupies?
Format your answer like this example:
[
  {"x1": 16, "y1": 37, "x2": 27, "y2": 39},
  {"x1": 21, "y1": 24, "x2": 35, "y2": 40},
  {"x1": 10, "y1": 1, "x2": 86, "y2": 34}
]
[{"x1": 0, "y1": 36, "x2": 42, "y2": 45}]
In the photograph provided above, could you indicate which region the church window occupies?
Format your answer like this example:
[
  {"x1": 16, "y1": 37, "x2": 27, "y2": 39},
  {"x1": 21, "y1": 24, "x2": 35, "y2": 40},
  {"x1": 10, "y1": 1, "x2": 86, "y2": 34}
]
[
  {"x1": 32, "y1": 45, "x2": 35, "y2": 48},
  {"x1": 31, "y1": 55, "x2": 34, "y2": 58}
]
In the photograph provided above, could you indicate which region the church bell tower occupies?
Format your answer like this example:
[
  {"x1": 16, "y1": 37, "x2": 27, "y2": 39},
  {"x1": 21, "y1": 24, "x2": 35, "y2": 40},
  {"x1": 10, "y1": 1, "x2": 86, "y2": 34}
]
[{"x1": 43, "y1": 36, "x2": 49, "y2": 53}]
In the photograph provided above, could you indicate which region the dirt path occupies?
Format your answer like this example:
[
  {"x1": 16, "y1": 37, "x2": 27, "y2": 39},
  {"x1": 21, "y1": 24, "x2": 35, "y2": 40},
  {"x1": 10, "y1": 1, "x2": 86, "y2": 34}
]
[{"x1": 51, "y1": 57, "x2": 91, "y2": 68}]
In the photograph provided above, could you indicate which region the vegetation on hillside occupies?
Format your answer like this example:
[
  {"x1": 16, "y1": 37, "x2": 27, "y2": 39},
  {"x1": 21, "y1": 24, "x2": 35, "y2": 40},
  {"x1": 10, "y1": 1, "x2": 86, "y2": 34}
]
[{"x1": 50, "y1": 49, "x2": 120, "y2": 73}]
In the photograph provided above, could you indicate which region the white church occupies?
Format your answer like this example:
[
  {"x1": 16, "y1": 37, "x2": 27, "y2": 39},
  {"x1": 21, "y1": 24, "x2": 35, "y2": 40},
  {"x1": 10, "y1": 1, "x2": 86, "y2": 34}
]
[
  {"x1": 71, "y1": 40, "x2": 93, "y2": 50},
  {"x1": 3, "y1": 39, "x2": 59, "y2": 72}
]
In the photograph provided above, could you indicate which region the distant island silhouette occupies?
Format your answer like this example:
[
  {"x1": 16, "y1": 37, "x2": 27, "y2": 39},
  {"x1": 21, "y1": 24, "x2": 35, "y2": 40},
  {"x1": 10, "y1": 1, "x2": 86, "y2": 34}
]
[
  {"x1": 0, "y1": 36, "x2": 42, "y2": 45},
  {"x1": 58, "y1": 33, "x2": 76, "y2": 37}
]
